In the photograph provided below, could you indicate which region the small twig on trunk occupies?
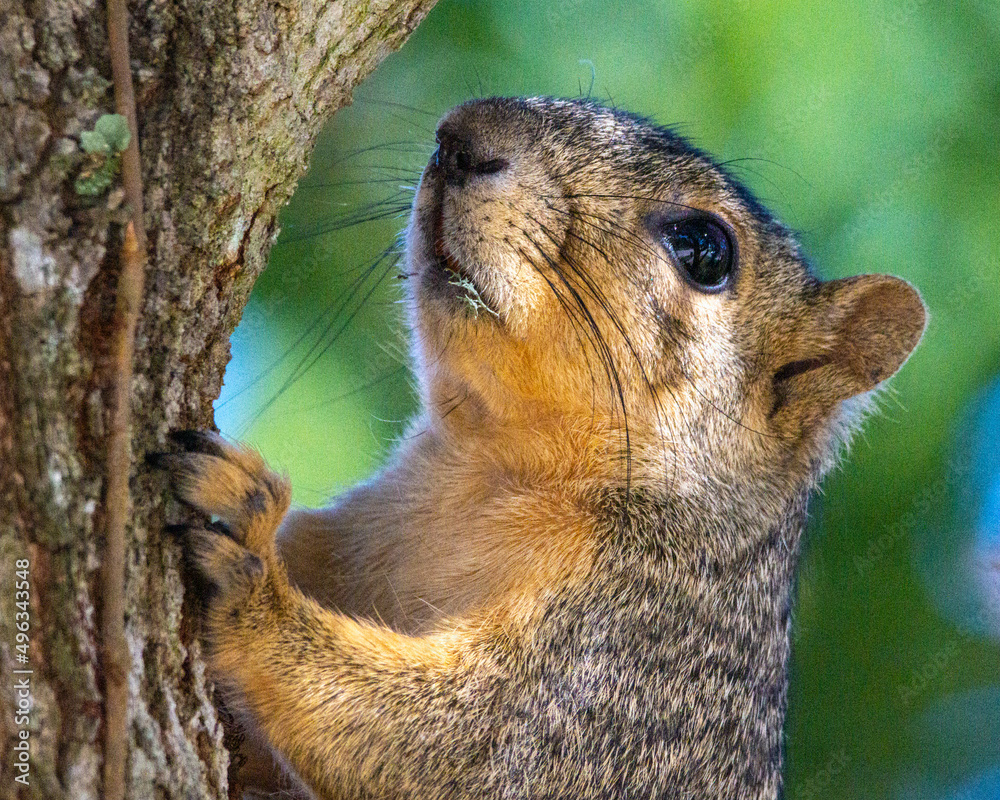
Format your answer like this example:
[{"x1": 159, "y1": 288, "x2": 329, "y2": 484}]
[
  {"x1": 102, "y1": 0, "x2": 147, "y2": 797},
  {"x1": 102, "y1": 223, "x2": 143, "y2": 800}
]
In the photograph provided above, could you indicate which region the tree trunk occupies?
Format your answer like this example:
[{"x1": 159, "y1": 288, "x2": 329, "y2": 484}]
[{"x1": 0, "y1": 0, "x2": 436, "y2": 797}]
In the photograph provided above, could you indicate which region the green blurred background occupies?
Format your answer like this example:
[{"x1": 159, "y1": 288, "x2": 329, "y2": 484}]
[{"x1": 216, "y1": 1, "x2": 1000, "y2": 797}]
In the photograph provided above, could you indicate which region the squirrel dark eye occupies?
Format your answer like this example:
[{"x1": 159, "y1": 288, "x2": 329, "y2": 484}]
[{"x1": 661, "y1": 218, "x2": 734, "y2": 291}]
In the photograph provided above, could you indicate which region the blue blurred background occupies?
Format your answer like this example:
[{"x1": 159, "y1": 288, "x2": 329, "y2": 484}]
[{"x1": 216, "y1": 1, "x2": 1000, "y2": 797}]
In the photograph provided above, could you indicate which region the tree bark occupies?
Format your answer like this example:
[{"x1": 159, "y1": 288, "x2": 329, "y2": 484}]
[{"x1": 0, "y1": 0, "x2": 436, "y2": 797}]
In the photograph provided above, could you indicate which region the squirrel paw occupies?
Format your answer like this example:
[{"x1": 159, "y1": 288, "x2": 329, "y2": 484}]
[{"x1": 153, "y1": 430, "x2": 291, "y2": 608}]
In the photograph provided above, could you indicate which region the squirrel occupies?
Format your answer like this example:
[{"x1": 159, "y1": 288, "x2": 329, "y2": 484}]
[{"x1": 158, "y1": 96, "x2": 927, "y2": 799}]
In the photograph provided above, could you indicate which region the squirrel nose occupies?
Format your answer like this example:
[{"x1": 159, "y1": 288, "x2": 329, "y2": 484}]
[{"x1": 434, "y1": 125, "x2": 509, "y2": 187}]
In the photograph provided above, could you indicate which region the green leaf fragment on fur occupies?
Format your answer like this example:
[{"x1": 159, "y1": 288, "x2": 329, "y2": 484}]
[{"x1": 446, "y1": 270, "x2": 498, "y2": 319}]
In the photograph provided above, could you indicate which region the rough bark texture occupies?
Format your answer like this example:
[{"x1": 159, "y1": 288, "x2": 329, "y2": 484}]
[{"x1": 0, "y1": 0, "x2": 436, "y2": 797}]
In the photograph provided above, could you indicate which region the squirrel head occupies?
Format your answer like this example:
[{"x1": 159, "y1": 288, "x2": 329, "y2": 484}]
[{"x1": 405, "y1": 97, "x2": 926, "y2": 512}]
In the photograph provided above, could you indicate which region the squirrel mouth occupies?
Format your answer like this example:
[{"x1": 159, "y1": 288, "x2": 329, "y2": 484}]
[{"x1": 430, "y1": 206, "x2": 498, "y2": 320}]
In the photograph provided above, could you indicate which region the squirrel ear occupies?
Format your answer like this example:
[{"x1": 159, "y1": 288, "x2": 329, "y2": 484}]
[
  {"x1": 771, "y1": 275, "x2": 926, "y2": 419},
  {"x1": 818, "y1": 274, "x2": 927, "y2": 397}
]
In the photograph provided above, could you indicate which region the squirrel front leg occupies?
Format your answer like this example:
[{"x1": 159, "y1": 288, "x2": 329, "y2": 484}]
[{"x1": 160, "y1": 432, "x2": 505, "y2": 799}]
